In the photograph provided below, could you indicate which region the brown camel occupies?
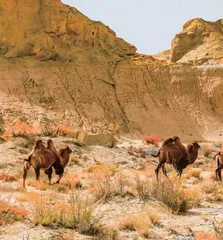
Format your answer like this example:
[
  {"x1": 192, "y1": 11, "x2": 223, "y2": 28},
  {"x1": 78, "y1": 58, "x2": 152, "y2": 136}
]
[
  {"x1": 151, "y1": 136, "x2": 187, "y2": 176},
  {"x1": 45, "y1": 139, "x2": 72, "y2": 183},
  {"x1": 153, "y1": 136, "x2": 200, "y2": 179},
  {"x1": 23, "y1": 139, "x2": 63, "y2": 188},
  {"x1": 214, "y1": 150, "x2": 223, "y2": 181}
]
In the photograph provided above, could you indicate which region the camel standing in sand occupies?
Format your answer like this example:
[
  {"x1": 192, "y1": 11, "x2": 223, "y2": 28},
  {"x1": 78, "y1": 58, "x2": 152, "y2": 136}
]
[
  {"x1": 23, "y1": 139, "x2": 63, "y2": 188},
  {"x1": 23, "y1": 139, "x2": 73, "y2": 188},
  {"x1": 152, "y1": 136, "x2": 200, "y2": 179},
  {"x1": 45, "y1": 139, "x2": 72, "y2": 184}
]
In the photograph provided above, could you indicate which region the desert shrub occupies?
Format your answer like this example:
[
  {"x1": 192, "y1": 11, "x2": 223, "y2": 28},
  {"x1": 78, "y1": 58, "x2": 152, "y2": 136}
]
[
  {"x1": 2, "y1": 120, "x2": 42, "y2": 139},
  {"x1": 41, "y1": 120, "x2": 73, "y2": 137},
  {"x1": 143, "y1": 135, "x2": 161, "y2": 146},
  {"x1": 97, "y1": 228, "x2": 120, "y2": 240},
  {"x1": 203, "y1": 182, "x2": 223, "y2": 202},
  {"x1": 185, "y1": 168, "x2": 201, "y2": 179},
  {"x1": 0, "y1": 199, "x2": 28, "y2": 225},
  {"x1": 0, "y1": 173, "x2": 17, "y2": 182},
  {"x1": 135, "y1": 176, "x2": 201, "y2": 214},
  {"x1": 34, "y1": 193, "x2": 102, "y2": 235},
  {"x1": 87, "y1": 164, "x2": 117, "y2": 176},
  {"x1": 2, "y1": 119, "x2": 74, "y2": 140},
  {"x1": 135, "y1": 176, "x2": 151, "y2": 202},
  {"x1": 89, "y1": 171, "x2": 131, "y2": 200},
  {"x1": 118, "y1": 210, "x2": 158, "y2": 238}
]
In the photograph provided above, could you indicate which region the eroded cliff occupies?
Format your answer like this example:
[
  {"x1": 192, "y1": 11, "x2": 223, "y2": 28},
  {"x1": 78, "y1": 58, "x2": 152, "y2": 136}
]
[{"x1": 0, "y1": 0, "x2": 222, "y2": 141}]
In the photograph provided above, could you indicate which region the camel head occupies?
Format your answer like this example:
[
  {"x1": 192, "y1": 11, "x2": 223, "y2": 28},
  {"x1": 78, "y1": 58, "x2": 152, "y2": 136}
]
[
  {"x1": 173, "y1": 136, "x2": 180, "y2": 141},
  {"x1": 64, "y1": 145, "x2": 73, "y2": 154},
  {"x1": 59, "y1": 145, "x2": 73, "y2": 155},
  {"x1": 187, "y1": 141, "x2": 200, "y2": 152},
  {"x1": 192, "y1": 141, "x2": 200, "y2": 149}
]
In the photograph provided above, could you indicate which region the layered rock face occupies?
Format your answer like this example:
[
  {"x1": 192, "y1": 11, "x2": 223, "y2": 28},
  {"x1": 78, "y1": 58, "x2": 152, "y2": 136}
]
[{"x1": 0, "y1": 0, "x2": 222, "y2": 141}]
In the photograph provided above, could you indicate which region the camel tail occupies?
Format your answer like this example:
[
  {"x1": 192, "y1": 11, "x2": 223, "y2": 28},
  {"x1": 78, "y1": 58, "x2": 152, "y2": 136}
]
[
  {"x1": 24, "y1": 154, "x2": 32, "y2": 162},
  {"x1": 151, "y1": 149, "x2": 160, "y2": 158},
  {"x1": 213, "y1": 152, "x2": 220, "y2": 161}
]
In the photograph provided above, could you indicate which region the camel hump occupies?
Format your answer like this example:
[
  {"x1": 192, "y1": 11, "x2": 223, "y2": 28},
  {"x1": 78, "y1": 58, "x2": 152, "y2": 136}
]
[
  {"x1": 47, "y1": 139, "x2": 57, "y2": 151},
  {"x1": 151, "y1": 137, "x2": 175, "y2": 158},
  {"x1": 163, "y1": 137, "x2": 174, "y2": 146},
  {"x1": 35, "y1": 139, "x2": 45, "y2": 149}
]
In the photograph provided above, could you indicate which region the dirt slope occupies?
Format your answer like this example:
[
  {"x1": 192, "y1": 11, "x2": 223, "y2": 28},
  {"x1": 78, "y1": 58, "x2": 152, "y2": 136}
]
[{"x1": 0, "y1": 0, "x2": 223, "y2": 141}]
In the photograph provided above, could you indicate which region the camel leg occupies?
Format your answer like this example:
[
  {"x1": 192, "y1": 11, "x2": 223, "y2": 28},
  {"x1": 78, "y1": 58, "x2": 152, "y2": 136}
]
[
  {"x1": 162, "y1": 164, "x2": 168, "y2": 177},
  {"x1": 56, "y1": 174, "x2": 63, "y2": 184},
  {"x1": 44, "y1": 167, "x2": 53, "y2": 185},
  {"x1": 35, "y1": 168, "x2": 40, "y2": 181},
  {"x1": 216, "y1": 167, "x2": 222, "y2": 181},
  {"x1": 219, "y1": 170, "x2": 222, "y2": 181},
  {"x1": 178, "y1": 169, "x2": 183, "y2": 178},
  {"x1": 53, "y1": 164, "x2": 64, "y2": 184},
  {"x1": 215, "y1": 167, "x2": 222, "y2": 181},
  {"x1": 23, "y1": 160, "x2": 31, "y2": 188},
  {"x1": 155, "y1": 163, "x2": 164, "y2": 180}
]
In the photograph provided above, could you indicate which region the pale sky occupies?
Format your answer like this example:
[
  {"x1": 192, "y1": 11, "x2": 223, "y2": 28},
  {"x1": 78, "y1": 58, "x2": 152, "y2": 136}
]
[{"x1": 62, "y1": 0, "x2": 223, "y2": 54}]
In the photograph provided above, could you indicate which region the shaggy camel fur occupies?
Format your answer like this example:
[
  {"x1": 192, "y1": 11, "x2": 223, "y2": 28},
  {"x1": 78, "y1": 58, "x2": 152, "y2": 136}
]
[
  {"x1": 45, "y1": 140, "x2": 72, "y2": 183},
  {"x1": 153, "y1": 136, "x2": 200, "y2": 179},
  {"x1": 58, "y1": 145, "x2": 73, "y2": 168},
  {"x1": 23, "y1": 139, "x2": 64, "y2": 188},
  {"x1": 214, "y1": 150, "x2": 223, "y2": 181}
]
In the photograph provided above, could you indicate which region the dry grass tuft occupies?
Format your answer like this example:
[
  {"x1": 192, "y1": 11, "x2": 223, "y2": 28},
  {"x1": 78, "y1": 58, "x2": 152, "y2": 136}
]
[
  {"x1": 2, "y1": 119, "x2": 74, "y2": 140},
  {"x1": 0, "y1": 199, "x2": 28, "y2": 225},
  {"x1": 26, "y1": 171, "x2": 83, "y2": 193},
  {"x1": 0, "y1": 173, "x2": 17, "y2": 182},
  {"x1": 34, "y1": 192, "x2": 103, "y2": 236},
  {"x1": 202, "y1": 182, "x2": 223, "y2": 202},
  {"x1": 118, "y1": 209, "x2": 158, "y2": 238},
  {"x1": 185, "y1": 168, "x2": 202, "y2": 179},
  {"x1": 135, "y1": 175, "x2": 201, "y2": 214},
  {"x1": 143, "y1": 135, "x2": 161, "y2": 146},
  {"x1": 88, "y1": 171, "x2": 131, "y2": 200},
  {"x1": 86, "y1": 164, "x2": 117, "y2": 176},
  {"x1": 62, "y1": 172, "x2": 83, "y2": 190}
]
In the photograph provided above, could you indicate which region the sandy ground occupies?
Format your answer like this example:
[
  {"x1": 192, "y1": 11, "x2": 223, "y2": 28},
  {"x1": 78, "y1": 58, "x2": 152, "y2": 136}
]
[{"x1": 0, "y1": 136, "x2": 223, "y2": 240}]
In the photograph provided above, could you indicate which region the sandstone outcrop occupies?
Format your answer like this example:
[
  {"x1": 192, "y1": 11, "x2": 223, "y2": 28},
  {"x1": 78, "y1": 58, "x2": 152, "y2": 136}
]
[
  {"x1": 170, "y1": 18, "x2": 223, "y2": 64},
  {"x1": 0, "y1": 1, "x2": 222, "y2": 141}
]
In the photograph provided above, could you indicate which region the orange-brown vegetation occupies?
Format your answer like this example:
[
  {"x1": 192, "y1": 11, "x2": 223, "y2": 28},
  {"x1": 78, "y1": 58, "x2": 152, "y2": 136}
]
[
  {"x1": 143, "y1": 135, "x2": 161, "y2": 146},
  {"x1": 0, "y1": 173, "x2": 17, "y2": 182},
  {"x1": 0, "y1": 199, "x2": 28, "y2": 225},
  {"x1": 2, "y1": 120, "x2": 74, "y2": 140}
]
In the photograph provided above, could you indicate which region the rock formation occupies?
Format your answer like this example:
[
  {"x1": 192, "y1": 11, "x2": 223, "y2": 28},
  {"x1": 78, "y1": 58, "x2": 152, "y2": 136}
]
[{"x1": 0, "y1": 0, "x2": 222, "y2": 141}]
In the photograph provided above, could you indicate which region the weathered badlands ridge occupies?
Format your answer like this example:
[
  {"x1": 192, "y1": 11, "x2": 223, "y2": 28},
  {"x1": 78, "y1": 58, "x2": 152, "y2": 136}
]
[{"x1": 0, "y1": 0, "x2": 223, "y2": 141}]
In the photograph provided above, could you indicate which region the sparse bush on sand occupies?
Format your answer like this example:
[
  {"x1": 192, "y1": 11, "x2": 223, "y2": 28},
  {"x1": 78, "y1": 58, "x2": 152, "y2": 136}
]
[
  {"x1": 34, "y1": 192, "x2": 102, "y2": 235},
  {"x1": 143, "y1": 135, "x2": 161, "y2": 146},
  {"x1": 0, "y1": 199, "x2": 28, "y2": 225},
  {"x1": 2, "y1": 119, "x2": 74, "y2": 140},
  {"x1": 135, "y1": 176, "x2": 201, "y2": 214},
  {"x1": 89, "y1": 171, "x2": 131, "y2": 200},
  {"x1": 118, "y1": 208, "x2": 159, "y2": 238},
  {"x1": 185, "y1": 168, "x2": 201, "y2": 179}
]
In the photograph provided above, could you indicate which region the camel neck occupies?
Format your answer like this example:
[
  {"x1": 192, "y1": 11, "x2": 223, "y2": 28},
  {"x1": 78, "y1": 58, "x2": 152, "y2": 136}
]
[
  {"x1": 188, "y1": 149, "x2": 198, "y2": 165},
  {"x1": 61, "y1": 150, "x2": 69, "y2": 164}
]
